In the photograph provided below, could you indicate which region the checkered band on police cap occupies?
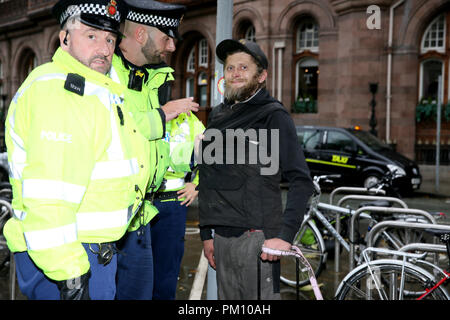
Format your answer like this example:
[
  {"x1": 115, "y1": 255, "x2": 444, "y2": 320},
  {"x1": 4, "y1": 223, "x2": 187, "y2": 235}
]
[
  {"x1": 59, "y1": 3, "x2": 121, "y2": 25},
  {"x1": 126, "y1": 9, "x2": 179, "y2": 28}
]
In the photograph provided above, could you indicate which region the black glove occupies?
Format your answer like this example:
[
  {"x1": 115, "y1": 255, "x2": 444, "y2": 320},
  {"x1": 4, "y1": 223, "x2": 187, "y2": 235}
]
[{"x1": 56, "y1": 271, "x2": 91, "y2": 300}]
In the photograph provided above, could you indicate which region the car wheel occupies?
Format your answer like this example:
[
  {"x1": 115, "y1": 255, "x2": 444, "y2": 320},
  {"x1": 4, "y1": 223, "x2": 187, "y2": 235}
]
[{"x1": 363, "y1": 173, "x2": 381, "y2": 189}]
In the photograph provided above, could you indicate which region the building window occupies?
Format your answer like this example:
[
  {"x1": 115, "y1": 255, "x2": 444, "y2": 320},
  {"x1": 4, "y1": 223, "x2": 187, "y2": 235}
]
[
  {"x1": 198, "y1": 72, "x2": 208, "y2": 106},
  {"x1": 296, "y1": 58, "x2": 319, "y2": 102},
  {"x1": 292, "y1": 16, "x2": 319, "y2": 113},
  {"x1": 244, "y1": 25, "x2": 256, "y2": 42},
  {"x1": 421, "y1": 14, "x2": 445, "y2": 54},
  {"x1": 186, "y1": 77, "x2": 194, "y2": 98},
  {"x1": 418, "y1": 13, "x2": 449, "y2": 104},
  {"x1": 237, "y1": 21, "x2": 256, "y2": 42},
  {"x1": 296, "y1": 18, "x2": 319, "y2": 53},
  {"x1": 198, "y1": 39, "x2": 208, "y2": 68},
  {"x1": 419, "y1": 59, "x2": 443, "y2": 102},
  {"x1": 184, "y1": 37, "x2": 211, "y2": 107},
  {"x1": 416, "y1": 13, "x2": 450, "y2": 165},
  {"x1": 19, "y1": 49, "x2": 37, "y2": 84},
  {"x1": 187, "y1": 48, "x2": 195, "y2": 73}
]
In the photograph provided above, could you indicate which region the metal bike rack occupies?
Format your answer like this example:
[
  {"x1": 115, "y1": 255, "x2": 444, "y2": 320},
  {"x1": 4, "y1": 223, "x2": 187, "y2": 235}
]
[
  {"x1": 336, "y1": 195, "x2": 408, "y2": 209},
  {"x1": 366, "y1": 221, "x2": 450, "y2": 270},
  {"x1": 333, "y1": 195, "x2": 408, "y2": 272},
  {"x1": 398, "y1": 242, "x2": 447, "y2": 254},
  {"x1": 367, "y1": 221, "x2": 450, "y2": 248},
  {"x1": 349, "y1": 207, "x2": 437, "y2": 270},
  {"x1": 329, "y1": 187, "x2": 386, "y2": 206},
  {"x1": 328, "y1": 187, "x2": 386, "y2": 273},
  {"x1": 0, "y1": 199, "x2": 14, "y2": 300}
]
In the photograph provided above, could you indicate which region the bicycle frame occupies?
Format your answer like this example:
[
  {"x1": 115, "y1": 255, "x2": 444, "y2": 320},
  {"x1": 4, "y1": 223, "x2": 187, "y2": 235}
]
[
  {"x1": 417, "y1": 270, "x2": 450, "y2": 300},
  {"x1": 350, "y1": 243, "x2": 450, "y2": 300},
  {"x1": 361, "y1": 247, "x2": 427, "y2": 300},
  {"x1": 349, "y1": 208, "x2": 437, "y2": 270},
  {"x1": 367, "y1": 221, "x2": 450, "y2": 299},
  {"x1": 306, "y1": 201, "x2": 411, "y2": 272}
]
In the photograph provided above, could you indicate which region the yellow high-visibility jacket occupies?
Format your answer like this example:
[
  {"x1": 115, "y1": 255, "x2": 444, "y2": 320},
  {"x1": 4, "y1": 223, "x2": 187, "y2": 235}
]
[
  {"x1": 3, "y1": 48, "x2": 151, "y2": 281},
  {"x1": 159, "y1": 113, "x2": 205, "y2": 195},
  {"x1": 111, "y1": 55, "x2": 187, "y2": 229}
]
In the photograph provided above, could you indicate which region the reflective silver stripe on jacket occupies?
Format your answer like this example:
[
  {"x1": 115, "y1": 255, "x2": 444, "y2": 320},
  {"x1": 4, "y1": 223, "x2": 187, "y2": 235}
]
[
  {"x1": 163, "y1": 178, "x2": 185, "y2": 190},
  {"x1": 24, "y1": 223, "x2": 77, "y2": 251},
  {"x1": 22, "y1": 179, "x2": 86, "y2": 203},
  {"x1": 76, "y1": 205, "x2": 133, "y2": 231}
]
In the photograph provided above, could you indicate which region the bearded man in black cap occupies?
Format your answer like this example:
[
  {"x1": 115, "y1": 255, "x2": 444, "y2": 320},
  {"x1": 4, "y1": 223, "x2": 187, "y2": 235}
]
[
  {"x1": 111, "y1": 0, "x2": 202, "y2": 300},
  {"x1": 197, "y1": 39, "x2": 314, "y2": 300}
]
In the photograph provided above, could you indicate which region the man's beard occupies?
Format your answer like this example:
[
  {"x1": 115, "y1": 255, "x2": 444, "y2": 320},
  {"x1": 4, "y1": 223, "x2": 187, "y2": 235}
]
[
  {"x1": 69, "y1": 46, "x2": 111, "y2": 74},
  {"x1": 142, "y1": 37, "x2": 163, "y2": 65},
  {"x1": 224, "y1": 73, "x2": 262, "y2": 102}
]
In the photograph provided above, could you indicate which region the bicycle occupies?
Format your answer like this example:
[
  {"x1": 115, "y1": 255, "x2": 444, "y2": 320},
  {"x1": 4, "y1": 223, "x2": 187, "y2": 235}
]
[
  {"x1": 0, "y1": 183, "x2": 15, "y2": 300},
  {"x1": 280, "y1": 175, "x2": 437, "y2": 287},
  {"x1": 334, "y1": 221, "x2": 450, "y2": 300}
]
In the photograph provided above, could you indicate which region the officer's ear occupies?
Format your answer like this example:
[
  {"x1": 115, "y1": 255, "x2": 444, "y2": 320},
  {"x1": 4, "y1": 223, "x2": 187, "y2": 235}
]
[
  {"x1": 59, "y1": 29, "x2": 70, "y2": 50},
  {"x1": 135, "y1": 25, "x2": 147, "y2": 46}
]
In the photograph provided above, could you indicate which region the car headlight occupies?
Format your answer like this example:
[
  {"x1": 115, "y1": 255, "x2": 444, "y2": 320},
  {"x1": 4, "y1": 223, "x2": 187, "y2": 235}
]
[{"x1": 387, "y1": 164, "x2": 406, "y2": 177}]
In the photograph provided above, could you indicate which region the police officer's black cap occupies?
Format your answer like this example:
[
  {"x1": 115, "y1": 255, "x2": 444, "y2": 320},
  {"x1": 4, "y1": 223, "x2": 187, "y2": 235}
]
[
  {"x1": 216, "y1": 39, "x2": 269, "y2": 70},
  {"x1": 124, "y1": 0, "x2": 186, "y2": 40},
  {"x1": 52, "y1": 0, "x2": 128, "y2": 35}
]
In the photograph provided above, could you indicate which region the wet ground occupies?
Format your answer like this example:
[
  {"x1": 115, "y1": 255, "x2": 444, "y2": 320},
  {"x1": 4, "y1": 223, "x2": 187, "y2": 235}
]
[
  {"x1": 1, "y1": 189, "x2": 450, "y2": 301},
  {"x1": 175, "y1": 189, "x2": 450, "y2": 300}
]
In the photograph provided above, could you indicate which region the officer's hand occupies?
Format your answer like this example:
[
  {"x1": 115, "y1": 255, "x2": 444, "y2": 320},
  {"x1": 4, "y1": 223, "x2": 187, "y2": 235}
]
[
  {"x1": 203, "y1": 239, "x2": 216, "y2": 269},
  {"x1": 161, "y1": 97, "x2": 199, "y2": 121},
  {"x1": 260, "y1": 238, "x2": 291, "y2": 262},
  {"x1": 178, "y1": 182, "x2": 198, "y2": 206},
  {"x1": 56, "y1": 271, "x2": 91, "y2": 300}
]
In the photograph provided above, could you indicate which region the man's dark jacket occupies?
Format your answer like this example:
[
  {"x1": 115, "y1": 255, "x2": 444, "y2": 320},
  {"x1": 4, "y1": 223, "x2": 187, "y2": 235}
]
[{"x1": 198, "y1": 88, "x2": 314, "y2": 243}]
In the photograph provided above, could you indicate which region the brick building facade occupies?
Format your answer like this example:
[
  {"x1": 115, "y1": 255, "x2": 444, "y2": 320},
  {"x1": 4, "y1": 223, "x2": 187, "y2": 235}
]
[{"x1": 0, "y1": 0, "x2": 449, "y2": 164}]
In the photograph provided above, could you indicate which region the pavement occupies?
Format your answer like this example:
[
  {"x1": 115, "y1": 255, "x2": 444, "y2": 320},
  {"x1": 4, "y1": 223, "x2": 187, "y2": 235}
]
[{"x1": 417, "y1": 164, "x2": 450, "y2": 198}]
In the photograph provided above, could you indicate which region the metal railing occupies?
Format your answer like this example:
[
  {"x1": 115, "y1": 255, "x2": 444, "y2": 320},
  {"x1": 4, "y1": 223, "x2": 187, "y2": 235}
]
[{"x1": 349, "y1": 207, "x2": 437, "y2": 270}]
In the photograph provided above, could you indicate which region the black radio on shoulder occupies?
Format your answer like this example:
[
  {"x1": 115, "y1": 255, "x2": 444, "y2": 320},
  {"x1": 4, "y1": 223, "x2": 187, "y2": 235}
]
[
  {"x1": 128, "y1": 68, "x2": 146, "y2": 91},
  {"x1": 64, "y1": 73, "x2": 85, "y2": 96}
]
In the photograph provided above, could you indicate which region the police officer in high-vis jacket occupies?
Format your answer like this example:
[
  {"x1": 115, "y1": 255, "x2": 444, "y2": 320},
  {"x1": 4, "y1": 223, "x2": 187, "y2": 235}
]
[
  {"x1": 151, "y1": 112, "x2": 205, "y2": 300},
  {"x1": 3, "y1": 0, "x2": 152, "y2": 300},
  {"x1": 111, "y1": 0, "x2": 199, "y2": 300}
]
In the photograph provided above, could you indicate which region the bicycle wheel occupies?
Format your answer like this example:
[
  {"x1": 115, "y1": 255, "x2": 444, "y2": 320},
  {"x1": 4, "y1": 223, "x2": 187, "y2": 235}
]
[
  {"x1": 0, "y1": 202, "x2": 10, "y2": 276},
  {"x1": 373, "y1": 227, "x2": 425, "y2": 250},
  {"x1": 280, "y1": 220, "x2": 326, "y2": 287},
  {"x1": 335, "y1": 259, "x2": 449, "y2": 300}
]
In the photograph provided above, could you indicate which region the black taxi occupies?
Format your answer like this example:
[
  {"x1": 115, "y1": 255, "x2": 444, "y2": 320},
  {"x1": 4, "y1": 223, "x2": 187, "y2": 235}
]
[{"x1": 296, "y1": 125, "x2": 422, "y2": 194}]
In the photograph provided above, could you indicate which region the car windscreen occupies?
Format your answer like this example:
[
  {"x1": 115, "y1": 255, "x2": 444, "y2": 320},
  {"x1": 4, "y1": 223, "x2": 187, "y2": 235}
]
[
  {"x1": 347, "y1": 129, "x2": 391, "y2": 152},
  {"x1": 297, "y1": 129, "x2": 321, "y2": 150}
]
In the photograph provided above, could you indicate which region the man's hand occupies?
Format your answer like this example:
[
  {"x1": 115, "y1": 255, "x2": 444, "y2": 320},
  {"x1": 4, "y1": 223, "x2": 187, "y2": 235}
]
[
  {"x1": 56, "y1": 271, "x2": 91, "y2": 300},
  {"x1": 260, "y1": 238, "x2": 291, "y2": 261},
  {"x1": 194, "y1": 133, "x2": 204, "y2": 159},
  {"x1": 161, "y1": 97, "x2": 199, "y2": 121},
  {"x1": 203, "y1": 239, "x2": 216, "y2": 269},
  {"x1": 178, "y1": 182, "x2": 198, "y2": 206}
]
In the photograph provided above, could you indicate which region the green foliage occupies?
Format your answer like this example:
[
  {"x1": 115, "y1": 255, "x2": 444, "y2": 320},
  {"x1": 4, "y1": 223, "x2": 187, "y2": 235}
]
[
  {"x1": 415, "y1": 97, "x2": 450, "y2": 122},
  {"x1": 292, "y1": 95, "x2": 317, "y2": 114},
  {"x1": 445, "y1": 103, "x2": 450, "y2": 122}
]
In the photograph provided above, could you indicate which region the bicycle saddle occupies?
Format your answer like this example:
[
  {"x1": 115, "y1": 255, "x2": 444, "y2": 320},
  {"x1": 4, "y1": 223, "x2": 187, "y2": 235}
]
[{"x1": 424, "y1": 228, "x2": 450, "y2": 241}]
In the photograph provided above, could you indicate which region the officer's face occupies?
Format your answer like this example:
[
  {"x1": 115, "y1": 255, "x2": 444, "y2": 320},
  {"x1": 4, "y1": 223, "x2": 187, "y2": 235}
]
[
  {"x1": 224, "y1": 52, "x2": 267, "y2": 102},
  {"x1": 141, "y1": 27, "x2": 175, "y2": 64},
  {"x1": 61, "y1": 22, "x2": 117, "y2": 74}
]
